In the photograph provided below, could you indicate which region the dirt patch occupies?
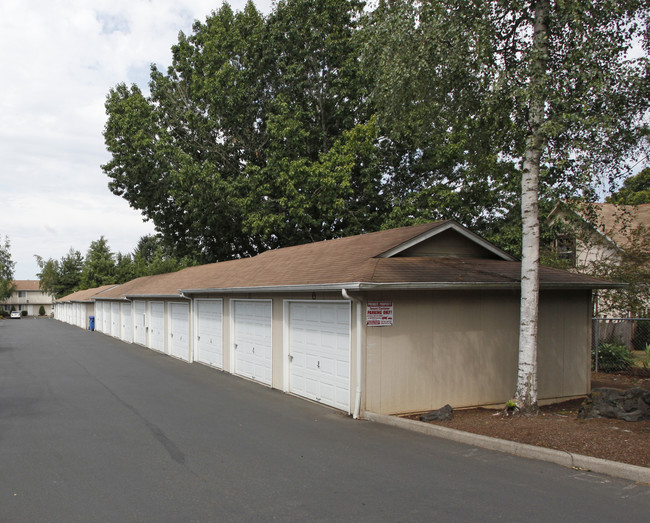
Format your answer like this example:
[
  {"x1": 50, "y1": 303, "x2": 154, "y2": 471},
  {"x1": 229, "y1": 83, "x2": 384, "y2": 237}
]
[{"x1": 404, "y1": 372, "x2": 650, "y2": 469}]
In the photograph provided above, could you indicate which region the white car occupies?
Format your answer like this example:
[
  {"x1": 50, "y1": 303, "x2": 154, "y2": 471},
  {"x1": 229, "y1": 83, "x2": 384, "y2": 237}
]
[{"x1": 10, "y1": 311, "x2": 21, "y2": 319}]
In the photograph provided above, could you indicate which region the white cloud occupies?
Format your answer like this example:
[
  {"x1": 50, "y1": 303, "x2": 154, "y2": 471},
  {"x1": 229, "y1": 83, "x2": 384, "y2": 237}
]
[{"x1": 0, "y1": 0, "x2": 274, "y2": 279}]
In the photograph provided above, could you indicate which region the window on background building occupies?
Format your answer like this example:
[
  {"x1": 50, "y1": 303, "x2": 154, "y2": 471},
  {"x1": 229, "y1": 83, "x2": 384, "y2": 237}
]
[
  {"x1": 18, "y1": 291, "x2": 26, "y2": 298},
  {"x1": 554, "y1": 235, "x2": 576, "y2": 266}
]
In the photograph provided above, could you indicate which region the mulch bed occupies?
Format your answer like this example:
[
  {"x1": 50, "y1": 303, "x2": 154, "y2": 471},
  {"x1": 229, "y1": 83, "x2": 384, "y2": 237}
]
[{"x1": 403, "y1": 372, "x2": 650, "y2": 469}]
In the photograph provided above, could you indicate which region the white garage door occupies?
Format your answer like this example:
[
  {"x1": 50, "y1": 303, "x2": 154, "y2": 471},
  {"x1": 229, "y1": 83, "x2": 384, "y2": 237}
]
[
  {"x1": 233, "y1": 300, "x2": 272, "y2": 386},
  {"x1": 149, "y1": 302, "x2": 165, "y2": 353},
  {"x1": 121, "y1": 303, "x2": 133, "y2": 343},
  {"x1": 195, "y1": 299, "x2": 223, "y2": 368},
  {"x1": 110, "y1": 302, "x2": 121, "y2": 338},
  {"x1": 102, "y1": 302, "x2": 111, "y2": 333},
  {"x1": 133, "y1": 301, "x2": 146, "y2": 346},
  {"x1": 288, "y1": 302, "x2": 351, "y2": 412},
  {"x1": 95, "y1": 304, "x2": 103, "y2": 332},
  {"x1": 74, "y1": 304, "x2": 81, "y2": 328},
  {"x1": 169, "y1": 302, "x2": 190, "y2": 362}
]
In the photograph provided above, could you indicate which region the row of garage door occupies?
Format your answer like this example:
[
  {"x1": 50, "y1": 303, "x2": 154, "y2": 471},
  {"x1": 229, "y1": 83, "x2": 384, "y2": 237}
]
[
  {"x1": 89, "y1": 299, "x2": 352, "y2": 413},
  {"x1": 57, "y1": 302, "x2": 90, "y2": 330}
]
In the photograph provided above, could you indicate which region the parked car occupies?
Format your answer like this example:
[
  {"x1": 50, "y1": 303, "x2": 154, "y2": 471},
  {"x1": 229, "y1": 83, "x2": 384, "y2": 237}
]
[{"x1": 10, "y1": 311, "x2": 21, "y2": 319}]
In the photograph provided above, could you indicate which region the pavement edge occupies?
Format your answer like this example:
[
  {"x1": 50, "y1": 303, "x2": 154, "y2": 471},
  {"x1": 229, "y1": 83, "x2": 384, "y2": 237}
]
[{"x1": 363, "y1": 411, "x2": 650, "y2": 484}]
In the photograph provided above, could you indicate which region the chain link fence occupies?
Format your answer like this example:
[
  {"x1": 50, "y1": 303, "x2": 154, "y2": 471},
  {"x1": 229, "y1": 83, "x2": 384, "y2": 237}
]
[{"x1": 592, "y1": 317, "x2": 650, "y2": 372}]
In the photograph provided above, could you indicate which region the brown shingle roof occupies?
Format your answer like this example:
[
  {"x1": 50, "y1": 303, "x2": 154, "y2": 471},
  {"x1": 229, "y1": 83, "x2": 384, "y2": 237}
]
[
  {"x1": 58, "y1": 285, "x2": 118, "y2": 302},
  {"x1": 90, "y1": 221, "x2": 616, "y2": 299},
  {"x1": 12, "y1": 280, "x2": 41, "y2": 291}
]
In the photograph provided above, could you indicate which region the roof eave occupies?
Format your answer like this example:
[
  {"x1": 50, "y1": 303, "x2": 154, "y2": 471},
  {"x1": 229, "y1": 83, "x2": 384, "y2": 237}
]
[
  {"x1": 180, "y1": 280, "x2": 621, "y2": 294},
  {"x1": 123, "y1": 294, "x2": 189, "y2": 300}
]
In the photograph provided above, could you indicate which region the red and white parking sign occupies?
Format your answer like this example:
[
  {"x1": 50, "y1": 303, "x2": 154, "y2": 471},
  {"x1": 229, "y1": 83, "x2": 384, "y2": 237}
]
[{"x1": 366, "y1": 301, "x2": 393, "y2": 326}]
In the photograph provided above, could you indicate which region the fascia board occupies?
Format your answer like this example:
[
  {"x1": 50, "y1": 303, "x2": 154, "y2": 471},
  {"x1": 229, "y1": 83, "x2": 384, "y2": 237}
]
[
  {"x1": 123, "y1": 294, "x2": 185, "y2": 300},
  {"x1": 180, "y1": 283, "x2": 364, "y2": 295}
]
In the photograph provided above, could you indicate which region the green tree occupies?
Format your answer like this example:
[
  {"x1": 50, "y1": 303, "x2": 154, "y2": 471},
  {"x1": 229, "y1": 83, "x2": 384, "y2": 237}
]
[
  {"x1": 607, "y1": 167, "x2": 650, "y2": 204},
  {"x1": 103, "y1": 0, "x2": 384, "y2": 262},
  {"x1": 80, "y1": 237, "x2": 115, "y2": 290},
  {"x1": 36, "y1": 248, "x2": 84, "y2": 298},
  {"x1": 0, "y1": 235, "x2": 15, "y2": 301},
  {"x1": 114, "y1": 252, "x2": 135, "y2": 284},
  {"x1": 132, "y1": 235, "x2": 192, "y2": 276},
  {"x1": 364, "y1": 0, "x2": 650, "y2": 411}
]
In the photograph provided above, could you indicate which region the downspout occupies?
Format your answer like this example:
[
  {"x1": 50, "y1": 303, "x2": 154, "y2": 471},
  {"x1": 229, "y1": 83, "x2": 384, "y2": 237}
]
[{"x1": 342, "y1": 289, "x2": 363, "y2": 419}]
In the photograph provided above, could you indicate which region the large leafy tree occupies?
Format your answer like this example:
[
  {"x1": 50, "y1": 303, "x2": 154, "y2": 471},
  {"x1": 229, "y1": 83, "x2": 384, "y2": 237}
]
[
  {"x1": 0, "y1": 235, "x2": 15, "y2": 301},
  {"x1": 364, "y1": 0, "x2": 650, "y2": 411},
  {"x1": 103, "y1": 0, "x2": 385, "y2": 262}
]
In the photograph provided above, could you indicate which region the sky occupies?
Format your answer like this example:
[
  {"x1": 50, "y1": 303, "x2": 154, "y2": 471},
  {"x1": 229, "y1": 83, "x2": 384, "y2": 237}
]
[{"x1": 0, "y1": 0, "x2": 274, "y2": 280}]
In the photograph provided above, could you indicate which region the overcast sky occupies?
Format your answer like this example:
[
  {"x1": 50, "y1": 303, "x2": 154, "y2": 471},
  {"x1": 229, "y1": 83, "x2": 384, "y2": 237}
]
[{"x1": 1, "y1": 0, "x2": 274, "y2": 280}]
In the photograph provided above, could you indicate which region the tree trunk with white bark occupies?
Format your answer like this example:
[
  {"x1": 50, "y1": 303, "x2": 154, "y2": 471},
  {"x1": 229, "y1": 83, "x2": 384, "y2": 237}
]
[{"x1": 515, "y1": 0, "x2": 549, "y2": 413}]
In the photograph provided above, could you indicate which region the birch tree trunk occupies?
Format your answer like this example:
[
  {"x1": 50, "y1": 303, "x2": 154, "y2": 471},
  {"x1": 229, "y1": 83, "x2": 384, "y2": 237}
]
[{"x1": 515, "y1": 0, "x2": 549, "y2": 413}]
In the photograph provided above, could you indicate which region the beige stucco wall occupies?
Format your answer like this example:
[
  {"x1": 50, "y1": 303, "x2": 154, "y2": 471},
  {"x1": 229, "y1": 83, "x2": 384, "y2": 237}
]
[{"x1": 363, "y1": 289, "x2": 592, "y2": 415}]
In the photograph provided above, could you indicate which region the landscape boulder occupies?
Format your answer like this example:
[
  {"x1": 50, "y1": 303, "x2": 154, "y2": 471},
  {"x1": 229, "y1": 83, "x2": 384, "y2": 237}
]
[
  {"x1": 419, "y1": 404, "x2": 453, "y2": 422},
  {"x1": 578, "y1": 387, "x2": 650, "y2": 422}
]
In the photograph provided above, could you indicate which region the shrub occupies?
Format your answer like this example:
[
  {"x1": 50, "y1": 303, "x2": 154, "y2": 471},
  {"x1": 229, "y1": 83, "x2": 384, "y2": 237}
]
[
  {"x1": 21, "y1": 310, "x2": 27, "y2": 317},
  {"x1": 38, "y1": 305, "x2": 45, "y2": 316},
  {"x1": 593, "y1": 341, "x2": 635, "y2": 372},
  {"x1": 0, "y1": 310, "x2": 8, "y2": 318}
]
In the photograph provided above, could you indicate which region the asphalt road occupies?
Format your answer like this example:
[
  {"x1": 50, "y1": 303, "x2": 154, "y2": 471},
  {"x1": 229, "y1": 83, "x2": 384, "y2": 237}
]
[{"x1": 1, "y1": 318, "x2": 649, "y2": 522}]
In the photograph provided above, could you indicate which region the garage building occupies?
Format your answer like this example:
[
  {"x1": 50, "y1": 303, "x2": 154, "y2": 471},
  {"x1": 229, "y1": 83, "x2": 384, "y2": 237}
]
[{"x1": 58, "y1": 221, "x2": 617, "y2": 417}]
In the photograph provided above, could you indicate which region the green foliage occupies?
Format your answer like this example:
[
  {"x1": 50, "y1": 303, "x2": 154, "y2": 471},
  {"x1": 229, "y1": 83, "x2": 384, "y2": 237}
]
[
  {"x1": 132, "y1": 235, "x2": 194, "y2": 276},
  {"x1": 79, "y1": 237, "x2": 116, "y2": 290},
  {"x1": 36, "y1": 248, "x2": 84, "y2": 299},
  {"x1": 606, "y1": 168, "x2": 650, "y2": 205},
  {"x1": 38, "y1": 305, "x2": 45, "y2": 316},
  {"x1": 103, "y1": 0, "x2": 383, "y2": 262},
  {"x1": 0, "y1": 234, "x2": 16, "y2": 301},
  {"x1": 594, "y1": 341, "x2": 635, "y2": 372},
  {"x1": 37, "y1": 235, "x2": 193, "y2": 297},
  {"x1": 101, "y1": 0, "x2": 649, "y2": 272},
  {"x1": 363, "y1": 0, "x2": 650, "y2": 244}
]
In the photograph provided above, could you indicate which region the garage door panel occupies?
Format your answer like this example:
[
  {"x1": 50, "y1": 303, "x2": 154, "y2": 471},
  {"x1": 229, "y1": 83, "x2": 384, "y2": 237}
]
[
  {"x1": 233, "y1": 301, "x2": 272, "y2": 386},
  {"x1": 289, "y1": 302, "x2": 350, "y2": 412},
  {"x1": 121, "y1": 303, "x2": 132, "y2": 343},
  {"x1": 111, "y1": 303, "x2": 120, "y2": 338},
  {"x1": 133, "y1": 301, "x2": 146, "y2": 346},
  {"x1": 196, "y1": 300, "x2": 223, "y2": 368},
  {"x1": 170, "y1": 303, "x2": 190, "y2": 362},
  {"x1": 149, "y1": 302, "x2": 165, "y2": 353}
]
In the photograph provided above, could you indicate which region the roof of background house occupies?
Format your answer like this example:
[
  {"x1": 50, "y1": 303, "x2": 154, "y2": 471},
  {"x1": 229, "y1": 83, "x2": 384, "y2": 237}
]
[
  {"x1": 87, "y1": 221, "x2": 618, "y2": 300},
  {"x1": 587, "y1": 203, "x2": 650, "y2": 249},
  {"x1": 12, "y1": 280, "x2": 42, "y2": 291},
  {"x1": 550, "y1": 202, "x2": 650, "y2": 250}
]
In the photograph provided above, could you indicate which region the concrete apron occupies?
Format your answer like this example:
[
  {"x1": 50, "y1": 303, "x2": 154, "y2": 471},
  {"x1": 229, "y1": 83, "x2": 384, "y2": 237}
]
[{"x1": 364, "y1": 411, "x2": 650, "y2": 485}]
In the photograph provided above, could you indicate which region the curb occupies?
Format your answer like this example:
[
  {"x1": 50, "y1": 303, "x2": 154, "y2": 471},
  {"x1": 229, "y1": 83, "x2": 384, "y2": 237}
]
[{"x1": 363, "y1": 411, "x2": 650, "y2": 484}]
